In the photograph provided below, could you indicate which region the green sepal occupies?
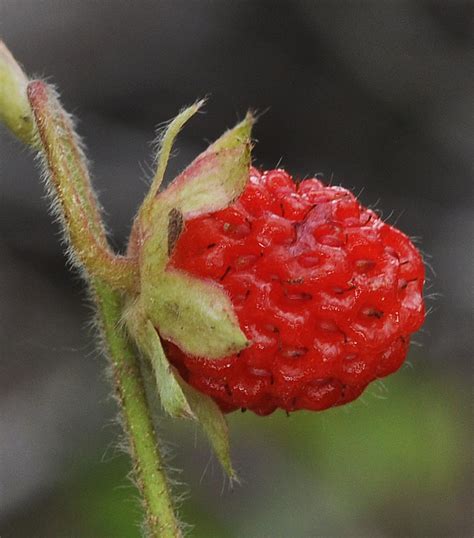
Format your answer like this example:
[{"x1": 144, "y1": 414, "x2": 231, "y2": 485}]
[
  {"x1": 139, "y1": 110, "x2": 254, "y2": 233},
  {"x1": 125, "y1": 306, "x2": 194, "y2": 419},
  {"x1": 136, "y1": 111, "x2": 254, "y2": 360},
  {"x1": 125, "y1": 301, "x2": 236, "y2": 478},
  {"x1": 177, "y1": 376, "x2": 237, "y2": 480},
  {"x1": 142, "y1": 270, "x2": 249, "y2": 359},
  {"x1": 159, "y1": 112, "x2": 253, "y2": 218},
  {"x1": 140, "y1": 100, "x2": 205, "y2": 220}
]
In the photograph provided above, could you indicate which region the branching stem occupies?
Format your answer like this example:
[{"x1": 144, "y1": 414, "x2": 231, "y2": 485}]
[
  {"x1": 0, "y1": 42, "x2": 181, "y2": 537},
  {"x1": 27, "y1": 81, "x2": 138, "y2": 292}
]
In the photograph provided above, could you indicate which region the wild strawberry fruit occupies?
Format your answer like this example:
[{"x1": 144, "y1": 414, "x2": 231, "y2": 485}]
[
  {"x1": 13, "y1": 74, "x2": 425, "y2": 475},
  {"x1": 165, "y1": 167, "x2": 425, "y2": 415},
  {"x1": 124, "y1": 105, "x2": 424, "y2": 430}
]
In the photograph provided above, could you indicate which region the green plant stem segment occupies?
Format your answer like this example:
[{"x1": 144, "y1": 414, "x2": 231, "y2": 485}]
[
  {"x1": 94, "y1": 279, "x2": 181, "y2": 537},
  {"x1": 27, "y1": 80, "x2": 137, "y2": 292},
  {"x1": 0, "y1": 41, "x2": 181, "y2": 537}
]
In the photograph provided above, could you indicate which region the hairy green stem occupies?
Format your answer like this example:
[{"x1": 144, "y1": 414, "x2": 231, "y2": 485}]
[
  {"x1": 27, "y1": 80, "x2": 137, "y2": 292},
  {"x1": 94, "y1": 280, "x2": 181, "y2": 537},
  {"x1": 0, "y1": 42, "x2": 181, "y2": 537}
]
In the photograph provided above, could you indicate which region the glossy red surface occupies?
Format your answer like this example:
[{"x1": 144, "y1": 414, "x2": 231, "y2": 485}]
[{"x1": 166, "y1": 168, "x2": 425, "y2": 415}]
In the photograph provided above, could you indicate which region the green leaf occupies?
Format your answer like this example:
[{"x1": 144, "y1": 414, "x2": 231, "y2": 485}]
[
  {"x1": 177, "y1": 375, "x2": 237, "y2": 480},
  {"x1": 142, "y1": 270, "x2": 249, "y2": 359}
]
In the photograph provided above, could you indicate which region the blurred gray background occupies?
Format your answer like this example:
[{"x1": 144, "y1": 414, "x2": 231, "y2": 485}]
[{"x1": 0, "y1": 1, "x2": 473, "y2": 537}]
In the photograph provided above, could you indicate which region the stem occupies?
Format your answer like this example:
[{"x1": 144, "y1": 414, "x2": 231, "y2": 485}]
[
  {"x1": 94, "y1": 279, "x2": 182, "y2": 537},
  {"x1": 27, "y1": 80, "x2": 137, "y2": 292},
  {"x1": 0, "y1": 42, "x2": 182, "y2": 537}
]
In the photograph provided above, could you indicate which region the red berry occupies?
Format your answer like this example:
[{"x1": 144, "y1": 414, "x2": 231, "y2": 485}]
[{"x1": 166, "y1": 168, "x2": 425, "y2": 415}]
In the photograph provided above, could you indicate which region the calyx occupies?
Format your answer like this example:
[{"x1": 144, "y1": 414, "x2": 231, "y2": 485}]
[{"x1": 124, "y1": 106, "x2": 254, "y2": 477}]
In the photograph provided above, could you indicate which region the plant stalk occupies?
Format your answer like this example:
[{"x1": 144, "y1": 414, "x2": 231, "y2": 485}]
[
  {"x1": 94, "y1": 279, "x2": 181, "y2": 537},
  {"x1": 0, "y1": 41, "x2": 181, "y2": 537}
]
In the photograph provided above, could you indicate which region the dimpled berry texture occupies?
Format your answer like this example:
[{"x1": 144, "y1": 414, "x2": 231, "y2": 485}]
[{"x1": 165, "y1": 168, "x2": 425, "y2": 415}]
